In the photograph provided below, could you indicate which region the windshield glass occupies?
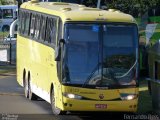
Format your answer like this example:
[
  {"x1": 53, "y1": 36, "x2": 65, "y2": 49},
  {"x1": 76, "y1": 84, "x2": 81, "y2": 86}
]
[
  {"x1": 63, "y1": 24, "x2": 99, "y2": 84},
  {"x1": 101, "y1": 25, "x2": 138, "y2": 86},
  {"x1": 63, "y1": 23, "x2": 138, "y2": 87}
]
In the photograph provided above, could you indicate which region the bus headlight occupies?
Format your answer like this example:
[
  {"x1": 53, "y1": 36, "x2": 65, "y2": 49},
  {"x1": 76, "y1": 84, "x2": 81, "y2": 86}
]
[
  {"x1": 120, "y1": 94, "x2": 137, "y2": 100},
  {"x1": 63, "y1": 93, "x2": 82, "y2": 99}
]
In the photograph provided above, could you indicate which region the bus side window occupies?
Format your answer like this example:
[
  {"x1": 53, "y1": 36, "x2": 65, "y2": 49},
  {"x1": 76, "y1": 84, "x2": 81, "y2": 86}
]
[
  {"x1": 18, "y1": 10, "x2": 22, "y2": 34},
  {"x1": 45, "y1": 17, "x2": 51, "y2": 43},
  {"x1": 45, "y1": 17, "x2": 57, "y2": 44},
  {"x1": 38, "y1": 15, "x2": 43, "y2": 40},
  {"x1": 34, "y1": 14, "x2": 41, "y2": 40},
  {"x1": 39, "y1": 15, "x2": 47, "y2": 41},
  {"x1": 24, "y1": 12, "x2": 31, "y2": 36},
  {"x1": 30, "y1": 14, "x2": 36, "y2": 38},
  {"x1": 51, "y1": 18, "x2": 57, "y2": 44},
  {"x1": 21, "y1": 11, "x2": 26, "y2": 34}
]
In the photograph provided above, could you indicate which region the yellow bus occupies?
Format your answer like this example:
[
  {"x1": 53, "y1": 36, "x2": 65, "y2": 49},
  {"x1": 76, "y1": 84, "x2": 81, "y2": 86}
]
[{"x1": 17, "y1": 0, "x2": 139, "y2": 115}]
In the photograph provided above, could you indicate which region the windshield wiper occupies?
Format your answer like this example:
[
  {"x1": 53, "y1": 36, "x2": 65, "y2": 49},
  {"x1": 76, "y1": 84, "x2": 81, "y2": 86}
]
[
  {"x1": 115, "y1": 60, "x2": 137, "y2": 79},
  {"x1": 82, "y1": 62, "x2": 103, "y2": 87}
]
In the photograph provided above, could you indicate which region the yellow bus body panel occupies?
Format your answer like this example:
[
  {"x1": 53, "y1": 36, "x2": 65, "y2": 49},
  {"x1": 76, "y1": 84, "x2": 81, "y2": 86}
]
[
  {"x1": 17, "y1": 35, "x2": 59, "y2": 92},
  {"x1": 20, "y1": 2, "x2": 136, "y2": 24},
  {"x1": 60, "y1": 86, "x2": 138, "y2": 112}
]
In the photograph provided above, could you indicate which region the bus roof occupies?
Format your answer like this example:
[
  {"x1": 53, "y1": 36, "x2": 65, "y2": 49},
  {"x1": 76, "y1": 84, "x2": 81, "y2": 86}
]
[
  {"x1": 0, "y1": 5, "x2": 18, "y2": 9},
  {"x1": 21, "y1": 1, "x2": 136, "y2": 24}
]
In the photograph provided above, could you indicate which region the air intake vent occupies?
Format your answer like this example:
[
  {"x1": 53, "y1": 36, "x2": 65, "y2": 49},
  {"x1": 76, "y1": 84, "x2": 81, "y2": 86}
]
[
  {"x1": 29, "y1": 0, "x2": 39, "y2": 3},
  {"x1": 51, "y1": 2, "x2": 69, "y2": 5},
  {"x1": 80, "y1": 7, "x2": 101, "y2": 11},
  {"x1": 61, "y1": 7, "x2": 72, "y2": 11}
]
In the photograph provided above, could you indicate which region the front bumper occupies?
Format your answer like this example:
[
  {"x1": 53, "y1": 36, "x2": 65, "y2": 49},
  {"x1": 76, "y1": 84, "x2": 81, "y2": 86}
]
[{"x1": 62, "y1": 97, "x2": 138, "y2": 112}]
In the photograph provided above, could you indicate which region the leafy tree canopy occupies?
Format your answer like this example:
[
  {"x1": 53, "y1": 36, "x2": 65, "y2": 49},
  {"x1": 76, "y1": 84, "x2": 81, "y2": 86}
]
[
  {"x1": 83, "y1": 0, "x2": 160, "y2": 17},
  {"x1": 0, "y1": 0, "x2": 14, "y2": 5}
]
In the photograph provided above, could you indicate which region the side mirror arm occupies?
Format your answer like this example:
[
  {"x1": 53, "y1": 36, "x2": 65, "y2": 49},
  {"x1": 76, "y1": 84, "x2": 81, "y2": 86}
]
[
  {"x1": 55, "y1": 39, "x2": 65, "y2": 61},
  {"x1": 55, "y1": 46, "x2": 61, "y2": 61}
]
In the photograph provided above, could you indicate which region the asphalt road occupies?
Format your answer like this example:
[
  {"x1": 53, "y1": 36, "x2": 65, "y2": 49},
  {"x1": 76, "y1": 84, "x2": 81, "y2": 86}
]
[
  {"x1": 0, "y1": 73, "x2": 85, "y2": 120},
  {"x1": 0, "y1": 73, "x2": 158, "y2": 120}
]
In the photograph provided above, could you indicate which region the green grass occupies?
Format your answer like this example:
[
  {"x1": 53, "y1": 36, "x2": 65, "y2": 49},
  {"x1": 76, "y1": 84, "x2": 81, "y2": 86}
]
[
  {"x1": 138, "y1": 80, "x2": 152, "y2": 113},
  {"x1": 150, "y1": 16, "x2": 160, "y2": 23},
  {"x1": 0, "y1": 65, "x2": 16, "y2": 74},
  {"x1": 0, "y1": 32, "x2": 9, "y2": 41}
]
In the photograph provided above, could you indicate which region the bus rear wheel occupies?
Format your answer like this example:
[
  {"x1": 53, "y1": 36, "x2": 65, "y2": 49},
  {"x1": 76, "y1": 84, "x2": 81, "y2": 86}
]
[
  {"x1": 51, "y1": 88, "x2": 65, "y2": 115},
  {"x1": 28, "y1": 73, "x2": 38, "y2": 100},
  {"x1": 24, "y1": 78, "x2": 29, "y2": 98}
]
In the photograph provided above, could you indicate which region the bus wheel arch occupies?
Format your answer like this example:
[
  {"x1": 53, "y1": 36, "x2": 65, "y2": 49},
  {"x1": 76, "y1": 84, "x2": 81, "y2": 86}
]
[{"x1": 28, "y1": 71, "x2": 38, "y2": 100}]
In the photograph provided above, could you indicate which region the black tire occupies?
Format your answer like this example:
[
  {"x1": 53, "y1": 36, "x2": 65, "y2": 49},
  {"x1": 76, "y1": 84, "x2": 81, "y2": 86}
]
[
  {"x1": 51, "y1": 88, "x2": 65, "y2": 115},
  {"x1": 2, "y1": 26, "x2": 9, "y2": 32},
  {"x1": 28, "y1": 73, "x2": 38, "y2": 100},
  {"x1": 24, "y1": 77, "x2": 29, "y2": 98}
]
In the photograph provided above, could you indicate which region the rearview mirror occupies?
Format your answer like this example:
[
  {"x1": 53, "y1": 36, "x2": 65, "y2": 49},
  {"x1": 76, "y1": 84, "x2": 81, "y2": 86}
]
[{"x1": 55, "y1": 39, "x2": 65, "y2": 61}]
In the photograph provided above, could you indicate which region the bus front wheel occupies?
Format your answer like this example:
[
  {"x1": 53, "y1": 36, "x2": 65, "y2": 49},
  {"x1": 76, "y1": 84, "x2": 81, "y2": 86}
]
[{"x1": 51, "y1": 88, "x2": 65, "y2": 115}]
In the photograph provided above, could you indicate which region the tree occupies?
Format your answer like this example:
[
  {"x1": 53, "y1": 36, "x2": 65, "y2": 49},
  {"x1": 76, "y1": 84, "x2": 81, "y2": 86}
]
[
  {"x1": 82, "y1": 0, "x2": 160, "y2": 17},
  {"x1": 0, "y1": 0, "x2": 14, "y2": 5}
]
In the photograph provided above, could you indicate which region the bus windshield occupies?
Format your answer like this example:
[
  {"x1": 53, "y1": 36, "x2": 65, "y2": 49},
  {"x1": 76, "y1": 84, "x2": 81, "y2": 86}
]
[{"x1": 63, "y1": 23, "x2": 138, "y2": 87}]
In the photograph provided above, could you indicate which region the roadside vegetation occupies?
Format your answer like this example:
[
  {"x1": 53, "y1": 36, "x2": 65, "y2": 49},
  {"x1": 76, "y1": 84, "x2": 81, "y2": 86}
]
[
  {"x1": 0, "y1": 65, "x2": 16, "y2": 74},
  {"x1": 138, "y1": 80, "x2": 152, "y2": 113},
  {"x1": 0, "y1": 0, "x2": 14, "y2": 5},
  {"x1": 84, "y1": 0, "x2": 160, "y2": 17},
  {"x1": 0, "y1": 32, "x2": 9, "y2": 41}
]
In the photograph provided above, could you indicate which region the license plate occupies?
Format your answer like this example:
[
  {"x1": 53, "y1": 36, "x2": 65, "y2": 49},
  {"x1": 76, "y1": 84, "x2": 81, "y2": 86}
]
[{"x1": 95, "y1": 104, "x2": 107, "y2": 109}]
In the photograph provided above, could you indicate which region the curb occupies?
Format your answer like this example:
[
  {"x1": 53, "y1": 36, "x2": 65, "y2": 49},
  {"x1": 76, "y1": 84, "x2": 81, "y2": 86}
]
[
  {"x1": 0, "y1": 92, "x2": 24, "y2": 96},
  {"x1": 0, "y1": 72, "x2": 16, "y2": 76}
]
